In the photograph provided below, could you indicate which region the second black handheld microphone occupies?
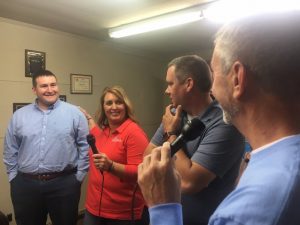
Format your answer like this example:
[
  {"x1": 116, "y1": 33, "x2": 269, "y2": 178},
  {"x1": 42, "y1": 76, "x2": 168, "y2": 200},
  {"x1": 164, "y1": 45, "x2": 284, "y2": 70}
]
[{"x1": 170, "y1": 118, "x2": 205, "y2": 156}]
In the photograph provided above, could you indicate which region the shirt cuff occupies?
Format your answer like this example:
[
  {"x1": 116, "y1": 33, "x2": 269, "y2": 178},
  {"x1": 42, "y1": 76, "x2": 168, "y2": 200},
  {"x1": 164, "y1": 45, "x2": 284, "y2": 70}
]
[
  {"x1": 149, "y1": 203, "x2": 183, "y2": 225},
  {"x1": 8, "y1": 171, "x2": 18, "y2": 182},
  {"x1": 76, "y1": 170, "x2": 87, "y2": 182}
]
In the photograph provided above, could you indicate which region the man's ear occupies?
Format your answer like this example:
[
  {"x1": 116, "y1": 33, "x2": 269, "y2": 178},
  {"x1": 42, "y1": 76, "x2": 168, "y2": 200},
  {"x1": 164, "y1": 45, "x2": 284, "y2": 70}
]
[
  {"x1": 185, "y1": 77, "x2": 194, "y2": 92},
  {"x1": 231, "y1": 61, "x2": 247, "y2": 99},
  {"x1": 32, "y1": 86, "x2": 36, "y2": 94}
]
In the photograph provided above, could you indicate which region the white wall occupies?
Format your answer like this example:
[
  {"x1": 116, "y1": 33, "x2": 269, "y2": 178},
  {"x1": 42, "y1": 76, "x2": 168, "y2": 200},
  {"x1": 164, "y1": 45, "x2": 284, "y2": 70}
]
[{"x1": 0, "y1": 17, "x2": 167, "y2": 224}]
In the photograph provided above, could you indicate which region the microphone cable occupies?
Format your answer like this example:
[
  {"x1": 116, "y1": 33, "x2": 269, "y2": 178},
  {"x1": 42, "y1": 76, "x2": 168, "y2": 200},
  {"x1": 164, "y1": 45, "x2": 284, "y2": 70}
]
[
  {"x1": 130, "y1": 183, "x2": 139, "y2": 225},
  {"x1": 98, "y1": 171, "x2": 104, "y2": 220},
  {"x1": 97, "y1": 170, "x2": 139, "y2": 225},
  {"x1": 86, "y1": 134, "x2": 104, "y2": 224}
]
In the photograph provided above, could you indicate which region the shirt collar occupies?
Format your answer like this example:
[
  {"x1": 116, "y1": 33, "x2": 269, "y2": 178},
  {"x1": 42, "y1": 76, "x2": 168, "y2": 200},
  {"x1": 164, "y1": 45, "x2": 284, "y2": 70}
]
[
  {"x1": 198, "y1": 100, "x2": 220, "y2": 122},
  {"x1": 115, "y1": 118, "x2": 132, "y2": 133},
  {"x1": 34, "y1": 98, "x2": 61, "y2": 110},
  {"x1": 103, "y1": 118, "x2": 132, "y2": 135},
  {"x1": 252, "y1": 134, "x2": 300, "y2": 155}
]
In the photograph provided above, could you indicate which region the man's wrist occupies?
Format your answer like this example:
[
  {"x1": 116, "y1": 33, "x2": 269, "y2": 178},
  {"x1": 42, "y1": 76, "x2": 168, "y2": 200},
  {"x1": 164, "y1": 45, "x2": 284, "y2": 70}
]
[{"x1": 163, "y1": 131, "x2": 177, "y2": 142}]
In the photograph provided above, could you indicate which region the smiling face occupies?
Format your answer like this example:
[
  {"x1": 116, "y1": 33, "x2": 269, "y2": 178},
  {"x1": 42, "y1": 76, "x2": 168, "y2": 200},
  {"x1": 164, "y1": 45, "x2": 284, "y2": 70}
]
[
  {"x1": 32, "y1": 75, "x2": 59, "y2": 110},
  {"x1": 103, "y1": 92, "x2": 126, "y2": 127}
]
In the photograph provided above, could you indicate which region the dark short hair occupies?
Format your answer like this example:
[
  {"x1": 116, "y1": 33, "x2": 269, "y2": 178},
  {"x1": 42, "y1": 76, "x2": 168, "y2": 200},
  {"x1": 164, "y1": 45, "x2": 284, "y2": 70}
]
[
  {"x1": 168, "y1": 55, "x2": 212, "y2": 93},
  {"x1": 32, "y1": 69, "x2": 56, "y2": 87}
]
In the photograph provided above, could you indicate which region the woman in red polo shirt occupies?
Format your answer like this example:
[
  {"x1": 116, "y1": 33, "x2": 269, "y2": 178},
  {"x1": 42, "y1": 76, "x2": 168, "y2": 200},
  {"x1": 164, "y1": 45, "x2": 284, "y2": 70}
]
[{"x1": 81, "y1": 86, "x2": 149, "y2": 225}]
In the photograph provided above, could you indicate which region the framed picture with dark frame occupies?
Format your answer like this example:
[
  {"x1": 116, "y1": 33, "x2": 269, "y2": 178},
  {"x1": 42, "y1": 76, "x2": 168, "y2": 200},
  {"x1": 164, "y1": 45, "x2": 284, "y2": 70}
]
[
  {"x1": 59, "y1": 95, "x2": 67, "y2": 102},
  {"x1": 13, "y1": 103, "x2": 30, "y2": 113},
  {"x1": 25, "y1": 49, "x2": 46, "y2": 77},
  {"x1": 70, "y1": 74, "x2": 93, "y2": 94}
]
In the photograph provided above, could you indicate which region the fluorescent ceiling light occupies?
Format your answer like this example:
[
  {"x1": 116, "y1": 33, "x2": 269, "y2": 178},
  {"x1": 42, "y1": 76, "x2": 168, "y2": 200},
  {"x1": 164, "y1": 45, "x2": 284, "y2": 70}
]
[
  {"x1": 109, "y1": 7, "x2": 203, "y2": 38},
  {"x1": 204, "y1": 0, "x2": 300, "y2": 23}
]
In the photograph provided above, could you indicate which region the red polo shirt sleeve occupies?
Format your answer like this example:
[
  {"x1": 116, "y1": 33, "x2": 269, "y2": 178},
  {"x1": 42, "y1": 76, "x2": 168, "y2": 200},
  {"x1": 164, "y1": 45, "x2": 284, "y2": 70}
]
[{"x1": 123, "y1": 123, "x2": 149, "y2": 180}]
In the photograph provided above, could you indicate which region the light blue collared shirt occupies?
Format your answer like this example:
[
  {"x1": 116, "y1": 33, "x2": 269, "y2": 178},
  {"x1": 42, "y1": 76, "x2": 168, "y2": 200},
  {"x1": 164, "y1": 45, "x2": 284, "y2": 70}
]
[{"x1": 4, "y1": 99, "x2": 89, "y2": 182}]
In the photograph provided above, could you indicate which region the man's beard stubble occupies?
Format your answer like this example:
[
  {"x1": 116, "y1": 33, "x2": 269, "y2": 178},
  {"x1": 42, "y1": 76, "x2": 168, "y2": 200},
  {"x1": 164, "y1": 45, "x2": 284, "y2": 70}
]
[{"x1": 222, "y1": 103, "x2": 239, "y2": 125}]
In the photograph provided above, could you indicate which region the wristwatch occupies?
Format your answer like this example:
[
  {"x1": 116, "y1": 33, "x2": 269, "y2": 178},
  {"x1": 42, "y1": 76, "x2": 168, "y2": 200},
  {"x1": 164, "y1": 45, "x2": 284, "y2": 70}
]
[{"x1": 163, "y1": 131, "x2": 177, "y2": 142}]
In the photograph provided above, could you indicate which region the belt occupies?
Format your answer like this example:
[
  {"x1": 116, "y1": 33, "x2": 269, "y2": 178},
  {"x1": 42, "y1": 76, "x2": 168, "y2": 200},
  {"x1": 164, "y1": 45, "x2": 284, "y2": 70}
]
[{"x1": 19, "y1": 168, "x2": 77, "y2": 181}]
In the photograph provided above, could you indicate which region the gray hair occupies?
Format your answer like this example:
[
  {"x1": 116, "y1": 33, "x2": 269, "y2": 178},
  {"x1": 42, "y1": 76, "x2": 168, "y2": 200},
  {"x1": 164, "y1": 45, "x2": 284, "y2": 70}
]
[
  {"x1": 214, "y1": 12, "x2": 300, "y2": 101},
  {"x1": 168, "y1": 55, "x2": 212, "y2": 93}
]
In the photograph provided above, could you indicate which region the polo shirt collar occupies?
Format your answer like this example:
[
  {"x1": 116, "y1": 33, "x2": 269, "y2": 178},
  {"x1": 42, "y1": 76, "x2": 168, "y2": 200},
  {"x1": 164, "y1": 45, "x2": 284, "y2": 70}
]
[
  {"x1": 182, "y1": 100, "x2": 220, "y2": 124},
  {"x1": 198, "y1": 100, "x2": 221, "y2": 123},
  {"x1": 103, "y1": 118, "x2": 132, "y2": 135},
  {"x1": 115, "y1": 118, "x2": 132, "y2": 133}
]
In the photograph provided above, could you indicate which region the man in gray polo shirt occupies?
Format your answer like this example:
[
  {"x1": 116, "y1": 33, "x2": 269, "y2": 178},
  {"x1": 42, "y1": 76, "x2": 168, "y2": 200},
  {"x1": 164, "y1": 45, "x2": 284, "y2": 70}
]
[{"x1": 144, "y1": 55, "x2": 244, "y2": 225}]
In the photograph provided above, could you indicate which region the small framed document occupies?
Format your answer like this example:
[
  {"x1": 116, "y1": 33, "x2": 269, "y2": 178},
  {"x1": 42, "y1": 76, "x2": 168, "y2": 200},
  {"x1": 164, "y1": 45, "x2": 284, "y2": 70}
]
[
  {"x1": 70, "y1": 74, "x2": 93, "y2": 94},
  {"x1": 25, "y1": 49, "x2": 46, "y2": 77}
]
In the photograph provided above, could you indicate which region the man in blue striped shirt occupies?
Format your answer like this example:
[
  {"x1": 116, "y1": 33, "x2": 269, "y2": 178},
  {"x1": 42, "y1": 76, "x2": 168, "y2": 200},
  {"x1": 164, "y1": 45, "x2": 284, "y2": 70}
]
[{"x1": 4, "y1": 70, "x2": 89, "y2": 225}]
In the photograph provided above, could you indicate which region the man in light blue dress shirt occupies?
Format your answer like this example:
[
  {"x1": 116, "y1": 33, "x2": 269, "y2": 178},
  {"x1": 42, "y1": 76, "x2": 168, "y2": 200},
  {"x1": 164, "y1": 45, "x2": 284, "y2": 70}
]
[{"x1": 3, "y1": 70, "x2": 89, "y2": 225}]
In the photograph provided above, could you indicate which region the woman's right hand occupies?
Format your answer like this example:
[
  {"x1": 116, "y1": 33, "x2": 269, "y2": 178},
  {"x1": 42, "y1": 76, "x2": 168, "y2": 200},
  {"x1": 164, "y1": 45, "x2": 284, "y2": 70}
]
[
  {"x1": 78, "y1": 106, "x2": 92, "y2": 120},
  {"x1": 92, "y1": 153, "x2": 113, "y2": 172}
]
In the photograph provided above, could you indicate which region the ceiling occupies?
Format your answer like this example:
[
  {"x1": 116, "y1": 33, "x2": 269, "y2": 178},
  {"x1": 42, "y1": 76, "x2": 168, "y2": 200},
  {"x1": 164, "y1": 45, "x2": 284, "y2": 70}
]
[{"x1": 0, "y1": 0, "x2": 222, "y2": 60}]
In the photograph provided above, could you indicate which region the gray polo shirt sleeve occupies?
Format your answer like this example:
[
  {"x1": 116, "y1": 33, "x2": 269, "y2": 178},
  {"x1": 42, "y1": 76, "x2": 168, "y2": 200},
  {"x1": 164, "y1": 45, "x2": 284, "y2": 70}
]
[{"x1": 151, "y1": 123, "x2": 164, "y2": 146}]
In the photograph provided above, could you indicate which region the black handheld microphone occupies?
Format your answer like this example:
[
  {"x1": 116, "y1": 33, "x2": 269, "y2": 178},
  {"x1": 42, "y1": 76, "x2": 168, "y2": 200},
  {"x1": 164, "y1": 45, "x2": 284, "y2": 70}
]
[
  {"x1": 170, "y1": 118, "x2": 205, "y2": 156},
  {"x1": 86, "y1": 134, "x2": 99, "y2": 154}
]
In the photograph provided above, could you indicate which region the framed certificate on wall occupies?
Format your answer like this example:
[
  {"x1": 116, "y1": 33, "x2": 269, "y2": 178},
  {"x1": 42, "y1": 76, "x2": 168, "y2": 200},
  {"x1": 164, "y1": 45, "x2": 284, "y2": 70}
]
[{"x1": 70, "y1": 74, "x2": 93, "y2": 94}]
